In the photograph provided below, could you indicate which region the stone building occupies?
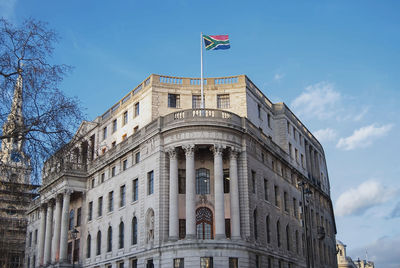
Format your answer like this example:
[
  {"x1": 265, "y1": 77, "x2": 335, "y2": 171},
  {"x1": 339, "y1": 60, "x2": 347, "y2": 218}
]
[
  {"x1": 336, "y1": 241, "x2": 374, "y2": 268},
  {"x1": 25, "y1": 74, "x2": 337, "y2": 268},
  {"x1": 0, "y1": 74, "x2": 38, "y2": 267}
]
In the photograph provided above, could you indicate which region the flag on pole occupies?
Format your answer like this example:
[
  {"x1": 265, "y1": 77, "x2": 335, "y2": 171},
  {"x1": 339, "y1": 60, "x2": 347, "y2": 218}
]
[{"x1": 203, "y1": 34, "x2": 230, "y2": 50}]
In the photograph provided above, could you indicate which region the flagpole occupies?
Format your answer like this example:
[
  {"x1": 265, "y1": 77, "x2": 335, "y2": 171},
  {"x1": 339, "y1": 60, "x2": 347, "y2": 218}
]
[{"x1": 200, "y1": 32, "x2": 204, "y2": 110}]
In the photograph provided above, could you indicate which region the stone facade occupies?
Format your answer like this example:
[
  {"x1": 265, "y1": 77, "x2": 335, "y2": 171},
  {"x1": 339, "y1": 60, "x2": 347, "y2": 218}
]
[{"x1": 25, "y1": 74, "x2": 337, "y2": 268}]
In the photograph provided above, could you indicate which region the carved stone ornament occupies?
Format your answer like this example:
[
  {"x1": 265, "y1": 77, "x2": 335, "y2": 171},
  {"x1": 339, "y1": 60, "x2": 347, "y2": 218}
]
[
  {"x1": 166, "y1": 147, "x2": 177, "y2": 159},
  {"x1": 182, "y1": 144, "x2": 195, "y2": 158},
  {"x1": 211, "y1": 144, "x2": 225, "y2": 156}
]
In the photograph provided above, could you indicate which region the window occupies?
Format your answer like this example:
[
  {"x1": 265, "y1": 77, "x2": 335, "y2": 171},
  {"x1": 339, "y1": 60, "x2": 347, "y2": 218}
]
[
  {"x1": 264, "y1": 179, "x2": 268, "y2": 201},
  {"x1": 74, "y1": 239, "x2": 80, "y2": 262},
  {"x1": 267, "y1": 114, "x2": 271, "y2": 128},
  {"x1": 293, "y1": 198, "x2": 298, "y2": 218},
  {"x1": 178, "y1": 169, "x2": 186, "y2": 194},
  {"x1": 196, "y1": 207, "x2": 213, "y2": 239},
  {"x1": 179, "y1": 219, "x2": 186, "y2": 239},
  {"x1": 284, "y1": 192, "x2": 288, "y2": 212},
  {"x1": 132, "y1": 217, "x2": 138, "y2": 245},
  {"x1": 29, "y1": 232, "x2": 32, "y2": 247},
  {"x1": 253, "y1": 209, "x2": 258, "y2": 240},
  {"x1": 225, "y1": 219, "x2": 231, "y2": 239},
  {"x1": 120, "y1": 185, "x2": 126, "y2": 207},
  {"x1": 229, "y1": 258, "x2": 238, "y2": 268},
  {"x1": 192, "y1": 95, "x2": 201, "y2": 108},
  {"x1": 132, "y1": 179, "x2": 138, "y2": 201},
  {"x1": 217, "y1": 94, "x2": 230, "y2": 108},
  {"x1": 255, "y1": 255, "x2": 260, "y2": 268},
  {"x1": 111, "y1": 166, "x2": 116, "y2": 177},
  {"x1": 123, "y1": 111, "x2": 128, "y2": 125},
  {"x1": 251, "y1": 170, "x2": 256, "y2": 193},
  {"x1": 295, "y1": 148, "x2": 299, "y2": 163},
  {"x1": 134, "y1": 102, "x2": 139, "y2": 117},
  {"x1": 108, "y1": 191, "x2": 114, "y2": 212},
  {"x1": 112, "y1": 119, "x2": 117, "y2": 133},
  {"x1": 135, "y1": 151, "x2": 140, "y2": 164},
  {"x1": 288, "y1": 143, "x2": 292, "y2": 158},
  {"x1": 274, "y1": 186, "x2": 280, "y2": 207},
  {"x1": 257, "y1": 104, "x2": 261, "y2": 118},
  {"x1": 277, "y1": 221, "x2": 281, "y2": 247},
  {"x1": 86, "y1": 235, "x2": 91, "y2": 258},
  {"x1": 168, "y1": 94, "x2": 180, "y2": 108},
  {"x1": 91, "y1": 178, "x2": 95, "y2": 188},
  {"x1": 107, "y1": 226, "x2": 112, "y2": 252},
  {"x1": 301, "y1": 154, "x2": 304, "y2": 168},
  {"x1": 286, "y1": 225, "x2": 290, "y2": 251},
  {"x1": 123, "y1": 159, "x2": 128, "y2": 171},
  {"x1": 88, "y1": 202, "x2": 93, "y2": 221},
  {"x1": 96, "y1": 231, "x2": 101, "y2": 255},
  {"x1": 112, "y1": 141, "x2": 116, "y2": 148},
  {"x1": 200, "y1": 257, "x2": 213, "y2": 268},
  {"x1": 266, "y1": 215, "x2": 270, "y2": 243},
  {"x1": 196, "y1": 168, "x2": 210, "y2": 194},
  {"x1": 119, "y1": 221, "x2": 124, "y2": 249},
  {"x1": 98, "y1": 197, "x2": 103, "y2": 217},
  {"x1": 69, "y1": 209, "x2": 74, "y2": 230},
  {"x1": 147, "y1": 259, "x2": 154, "y2": 268},
  {"x1": 148, "y1": 171, "x2": 154, "y2": 195},
  {"x1": 118, "y1": 262, "x2": 124, "y2": 268},
  {"x1": 103, "y1": 127, "x2": 107, "y2": 140},
  {"x1": 287, "y1": 121, "x2": 290, "y2": 133},
  {"x1": 101, "y1": 172, "x2": 105, "y2": 183},
  {"x1": 174, "y1": 258, "x2": 184, "y2": 268},
  {"x1": 219, "y1": 169, "x2": 229, "y2": 193},
  {"x1": 77, "y1": 207, "x2": 81, "y2": 226},
  {"x1": 295, "y1": 230, "x2": 299, "y2": 254},
  {"x1": 34, "y1": 229, "x2": 38, "y2": 244},
  {"x1": 131, "y1": 259, "x2": 138, "y2": 268}
]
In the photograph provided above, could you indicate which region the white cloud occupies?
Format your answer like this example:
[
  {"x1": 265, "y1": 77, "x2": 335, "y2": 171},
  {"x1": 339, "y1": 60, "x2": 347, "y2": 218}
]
[
  {"x1": 335, "y1": 180, "x2": 393, "y2": 217},
  {"x1": 274, "y1": 73, "x2": 284, "y2": 81},
  {"x1": 313, "y1": 128, "x2": 337, "y2": 143},
  {"x1": 291, "y1": 82, "x2": 341, "y2": 120},
  {"x1": 353, "y1": 107, "x2": 369, "y2": 121},
  {"x1": 0, "y1": 0, "x2": 17, "y2": 20},
  {"x1": 336, "y1": 124, "x2": 393, "y2": 150}
]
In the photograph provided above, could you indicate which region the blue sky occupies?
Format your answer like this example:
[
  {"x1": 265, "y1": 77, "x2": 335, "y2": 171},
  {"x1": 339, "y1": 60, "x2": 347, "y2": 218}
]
[{"x1": 2, "y1": 0, "x2": 400, "y2": 266}]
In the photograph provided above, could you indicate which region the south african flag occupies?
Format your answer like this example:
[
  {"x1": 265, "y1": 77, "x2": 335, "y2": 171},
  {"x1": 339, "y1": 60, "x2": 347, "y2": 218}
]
[{"x1": 203, "y1": 34, "x2": 230, "y2": 50}]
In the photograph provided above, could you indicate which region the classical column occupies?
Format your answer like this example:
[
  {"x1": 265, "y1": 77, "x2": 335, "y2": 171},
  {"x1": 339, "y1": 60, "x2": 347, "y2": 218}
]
[
  {"x1": 52, "y1": 195, "x2": 62, "y2": 262},
  {"x1": 59, "y1": 190, "x2": 72, "y2": 262},
  {"x1": 213, "y1": 144, "x2": 225, "y2": 239},
  {"x1": 38, "y1": 204, "x2": 47, "y2": 266},
  {"x1": 168, "y1": 148, "x2": 179, "y2": 240},
  {"x1": 229, "y1": 148, "x2": 241, "y2": 239},
  {"x1": 44, "y1": 201, "x2": 54, "y2": 264},
  {"x1": 183, "y1": 144, "x2": 196, "y2": 239}
]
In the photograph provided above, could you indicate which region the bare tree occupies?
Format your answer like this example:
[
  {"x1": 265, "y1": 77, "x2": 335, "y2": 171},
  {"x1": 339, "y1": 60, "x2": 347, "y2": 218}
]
[{"x1": 0, "y1": 18, "x2": 84, "y2": 183}]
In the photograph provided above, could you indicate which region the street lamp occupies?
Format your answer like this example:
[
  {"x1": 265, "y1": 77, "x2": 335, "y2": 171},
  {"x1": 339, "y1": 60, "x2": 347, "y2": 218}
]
[{"x1": 71, "y1": 228, "x2": 79, "y2": 268}]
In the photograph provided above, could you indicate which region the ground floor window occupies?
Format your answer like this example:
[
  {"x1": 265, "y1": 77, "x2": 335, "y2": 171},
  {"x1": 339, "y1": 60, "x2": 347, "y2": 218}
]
[
  {"x1": 130, "y1": 258, "x2": 137, "y2": 268},
  {"x1": 229, "y1": 257, "x2": 238, "y2": 268},
  {"x1": 200, "y1": 257, "x2": 213, "y2": 268},
  {"x1": 174, "y1": 258, "x2": 184, "y2": 268},
  {"x1": 196, "y1": 207, "x2": 213, "y2": 239},
  {"x1": 146, "y1": 259, "x2": 154, "y2": 268}
]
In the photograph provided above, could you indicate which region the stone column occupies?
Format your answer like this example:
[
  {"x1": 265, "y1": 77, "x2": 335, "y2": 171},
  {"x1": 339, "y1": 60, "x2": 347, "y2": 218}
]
[
  {"x1": 229, "y1": 148, "x2": 241, "y2": 239},
  {"x1": 44, "y1": 201, "x2": 54, "y2": 264},
  {"x1": 183, "y1": 144, "x2": 196, "y2": 239},
  {"x1": 59, "y1": 190, "x2": 72, "y2": 262},
  {"x1": 52, "y1": 195, "x2": 62, "y2": 262},
  {"x1": 168, "y1": 148, "x2": 179, "y2": 240},
  {"x1": 38, "y1": 204, "x2": 47, "y2": 266},
  {"x1": 213, "y1": 145, "x2": 225, "y2": 239}
]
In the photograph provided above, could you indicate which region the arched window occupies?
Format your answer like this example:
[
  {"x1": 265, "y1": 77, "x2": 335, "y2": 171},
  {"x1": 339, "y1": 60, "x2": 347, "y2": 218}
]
[
  {"x1": 266, "y1": 215, "x2": 270, "y2": 243},
  {"x1": 107, "y1": 226, "x2": 112, "y2": 252},
  {"x1": 96, "y1": 231, "x2": 101, "y2": 255},
  {"x1": 253, "y1": 209, "x2": 258, "y2": 240},
  {"x1": 277, "y1": 221, "x2": 281, "y2": 247},
  {"x1": 196, "y1": 207, "x2": 213, "y2": 239},
  {"x1": 119, "y1": 222, "x2": 124, "y2": 249},
  {"x1": 196, "y1": 168, "x2": 210, "y2": 194},
  {"x1": 286, "y1": 224, "x2": 290, "y2": 251},
  {"x1": 69, "y1": 209, "x2": 74, "y2": 230},
  {"x1": 132, "y1": 217, "x2": 137, "y2": 245},
  {"x1": 86, "y1": 234, "x2": 91, "y2": 258}
]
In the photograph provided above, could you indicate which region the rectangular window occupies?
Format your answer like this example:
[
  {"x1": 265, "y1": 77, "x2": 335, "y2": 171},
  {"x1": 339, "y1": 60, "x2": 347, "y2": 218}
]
[
  {"x1": 251, "y1": 170, "x2": 256, "y2": 193},
  {"x1": 111, "y1": 166, "x2": 116, "y2": 177},
  {"x1": 135, "y1": 152, "x2": 140, "y2": 164},
  {"x1": 148, "y1": 170, "x2": 154, "y2": 195},
  {"x1": 123, "y1": 111, "x2": 128, "y2": 125},
  {"x1": 287, "y1": 121, "x2": 290, "y2": 134},
  {"x1": 223, "y1": 169, "x2": 230, "y2": 193},
  {"x1": 288, "y1": 143, "x2": 292, "y2": 158},
  {"x1": 274, "y1": 186, "x2": 280, "y2": 207},
  {"x1": 103, "y1": 127, "x2": 107, "y2": 140},
  {"x1": 134, "y1": 102, "x2": 140, "y2": 117},
  {"x1": 73, "y1": 238, "x2": 80, "y2": 262},
  {"x1": 91, "y1": 178, "x2": 95, "y2": 189},
  {"x1": 192, "y1": 95, "x2": 201, "y2": 108},
  {"x1": 229, "y1": 258, "x2": 238, "y2": 268},
  {"x1": 34, "y1": 229, "x2": 38, "y2": 244},
  {"x1": 179, "y1": 219, "x2": 186, "y2": 239},
  {"x1": 112, "y1": 119, "x2": 117, "y2": 133},
  {"x1": 174, "y1": 258, "x2": 184, "y2": 268},
  {"x1": 29, "y1": 232, "x2": 32, "y2": 247},
  {"x1": 108, "y1": 191, "x2": 114, "y2": 212},
  {"x1": 123, "y1": 159, "x2": 128, "y2": 171},
  {"x1": 130, "y1": 259, "x2": 138, "y2": 268},
  {"x1": 301, "y1": 154, "x2": 304, "y2": 168},
  {"x1": 168, "y1": 93, "x2": 180, "y2": 108},
  {"x1": 264, "y1": 179, "x2": 268, "y2": 201},
  {"x1": 284, "y1": 192, "x2": 288, "y2": 212},
  {"x1": 257, "y1": 104, "x2": 261, "y2": 118},
  {"x1": 295, "y1": 148, "x2": 299, "y2": 163},
  {"x1": 267, "y1": 114, "x2": 271, "y2": 128},
  {"x1": 118, "y1": 262, "x2": 124, "y2": 268},
  {"x1": 132, "y1": 179, "x2": 139, "y2": 202},
  {"x1": 98, "y1": 196, "x2": 103, "y2": 217},
  {"x1": 255, "y1": 255, "x2": 260, "y2": 268},
  {"x1": 178, "y1": 169, "x2": 186, "y2": 194},
  {"x1": 217, "y1": 94, "x2": 230, "y2": 108},
  {"x1": 101, "y1": 172, "x2": 105, "y2": 183},
  {"x1": 76, "y1": 207, "x2": 81, "y2": 226},
  {"x1": 120, "y1": 185, "x2": 126, "y2": 207},
  {"x1": 225, "y1": 219, "x2": 231, "y2": 239},
  {"x1": 88, "y1": 202, "x2": 93, "y2": 221},
  {"x1": 293, "y1": 198, "x2": 298, "y2": 218},
  {"x1": 200, "y1": 257, "x2": 213, "y2": 268}
]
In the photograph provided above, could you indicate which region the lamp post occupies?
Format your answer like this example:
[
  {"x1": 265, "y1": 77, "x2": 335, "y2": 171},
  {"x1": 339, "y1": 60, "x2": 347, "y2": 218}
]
[
  {"x1": 298, "y1": 181, "x2": 313, "y2": 268},
  {"x1": 71, "y1": 228, "x2": 79, "y2": 268}
]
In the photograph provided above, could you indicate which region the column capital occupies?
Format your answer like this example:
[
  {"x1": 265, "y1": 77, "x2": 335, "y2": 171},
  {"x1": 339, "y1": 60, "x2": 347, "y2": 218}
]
[
  {"x1": 166, "y1": 147, "x2": 177, "y2": 159},
  {"x1": 229, "y1": 147, "x2": 241, "y2": 159},
  {"x1": 211, "y1": 144, "x2": 225, "y2": 156},
  {"x1": 63, "y1": 189, "x2": 73, "y2": 196},
  {"x1": 182, "y1": 144, "x2": 195, "y2": 158}
]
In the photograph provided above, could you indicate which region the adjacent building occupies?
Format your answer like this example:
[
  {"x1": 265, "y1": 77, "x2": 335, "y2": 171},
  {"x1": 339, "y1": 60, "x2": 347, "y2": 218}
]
[
  {"x1": 336, "y1": 240, "x2": 374, "y2": 268},
  {"x1": 25, "y1": 74, "x2": 337, "y2": 268}
]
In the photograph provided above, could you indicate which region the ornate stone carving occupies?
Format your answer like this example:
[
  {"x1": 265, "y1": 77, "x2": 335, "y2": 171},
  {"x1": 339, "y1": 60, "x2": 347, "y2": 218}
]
[
  {"x1": 229, "y1": 147, "x2": 241, "y2": 160},
  {"x1": 166, "y1": 147, "x2": 177, "y2": 159},
  {"x1": 182, "y1": 144, "x2": 195, "y2": 158},
  {"x1": 211, "y1": 144, "x2": 225, "y2": 156}
]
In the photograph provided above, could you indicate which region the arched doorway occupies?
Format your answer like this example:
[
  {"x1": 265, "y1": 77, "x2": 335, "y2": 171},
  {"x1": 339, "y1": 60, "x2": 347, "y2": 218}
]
[{"x1": 196, "y1": 207, "x2": 213, "y2": 239}]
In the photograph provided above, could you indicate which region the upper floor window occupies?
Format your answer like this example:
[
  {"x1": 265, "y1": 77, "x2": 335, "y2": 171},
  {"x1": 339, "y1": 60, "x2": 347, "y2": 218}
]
[
  {"x1": 217, "y1": 94, "x2": 230, "y2": 108},
  {"x1": 267, "y1": 113, "x2": 271, "y2": 128},
  {"x1": 98, "y1": 196, "x2": 103, "y2": 217},
  {"x1": 120, "y1": 185, "x2": 126, "y2": 207},
  {"x1": 112, "y1": 119, "x2": 117, "y2": 133},
  {"x1": 132, "y1": 179, "x2": 139, "y2": 201},
  {"x1": 168, "y1": 94, "x2": 180, "y2": 108},
  {"x1": 123, "y1": 111, "x2": 128, "y2": 125},
  {"x1": 223, "y1": 169, "x2": 230, "y2": 193},
  {"x1": 148, "y1": 171, "x2": 154, "y2": 195},
  {"x1": 88, "y1": 202, "x2": 93, "y2": 221},
  {"x1": 263, "y1": 179, "x2": 268, "y2": 201},
  {"x1": 134, "y1": 102, "x2": 140, "y2": 117},
  {"x1": 76, "y1": 207, "x2": 81, "y2": 226},
  {"x1": 178, "y1": 169, "x2": 186, "y2": 194},
  {"x1": 111, "y1": 166, "x2": 116, "y2": 177},
  {"x1": 196, "y1": 168, "x2": 210, "y2": 195},
  {"x1": 123, "y1": 159, "x2": 128, "y2": 171},
  {"x1": 257, "y1": 104, "x2": 261, "y2": 118},
  {"x1": 135, "y1": 152, "x2": 140, "y2": 164},
  {"x1": 251, "y1": 170, "x2": 256, "y2": 193},
  {"x1": 196, "y1": 207, "x2": 213, "y2": 239},
  {"x1": 108, "y1": 191, "x2": 114, "y2": 212},
  {"x1": 192, "y1": 95, "x2": 201, "y2": 108},
  {"x1": 103, "y1": 127, "x2": 107, "y2": 140},
  {"x1": 69, "y1": 209, "x2": 74, "y2": 230}
]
